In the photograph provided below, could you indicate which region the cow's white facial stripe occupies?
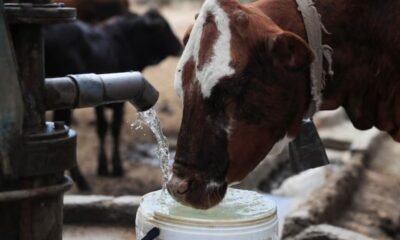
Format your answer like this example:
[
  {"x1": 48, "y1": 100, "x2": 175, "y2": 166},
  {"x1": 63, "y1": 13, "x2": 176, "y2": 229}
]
[{"x1": 174, "y1": 0, "x2": 235, "y2": 99}]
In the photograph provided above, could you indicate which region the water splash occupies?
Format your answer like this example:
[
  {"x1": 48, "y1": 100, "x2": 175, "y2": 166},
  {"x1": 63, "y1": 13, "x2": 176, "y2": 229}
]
[{"x1": 132, "y1": 108, "x2": 172, "y2": 191}]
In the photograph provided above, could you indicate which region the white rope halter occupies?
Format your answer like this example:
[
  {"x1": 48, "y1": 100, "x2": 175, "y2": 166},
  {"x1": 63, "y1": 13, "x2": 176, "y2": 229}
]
[{"x1": 296, "y1": 0, "x2": 334, "y2": 118}]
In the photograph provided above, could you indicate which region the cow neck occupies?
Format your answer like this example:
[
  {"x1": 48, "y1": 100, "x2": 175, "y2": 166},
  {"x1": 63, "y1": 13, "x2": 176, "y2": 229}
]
[{"x1": 295, "y1": 0, "x2": 334, "y2": 118}]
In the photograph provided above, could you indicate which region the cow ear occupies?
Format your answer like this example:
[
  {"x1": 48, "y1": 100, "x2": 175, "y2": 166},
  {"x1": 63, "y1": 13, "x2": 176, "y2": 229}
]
[
  {"x1": 144, "y1": 9, "x2": 165, "y2": 28},
  {"x1": 145, "y1": 8, "x2": 162, "y2": 19},
  {"x1": 270, "y1": 32, "x2": 314, "y2": 71}
]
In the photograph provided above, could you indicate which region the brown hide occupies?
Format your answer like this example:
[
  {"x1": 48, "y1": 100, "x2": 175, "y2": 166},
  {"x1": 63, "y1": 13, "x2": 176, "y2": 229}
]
[
  {"x1": 255, "y1": 0, "x2": 400, "y2": 140},
  {"x1": 51, "y1": 0, "x2": 129, "y2": 22}
]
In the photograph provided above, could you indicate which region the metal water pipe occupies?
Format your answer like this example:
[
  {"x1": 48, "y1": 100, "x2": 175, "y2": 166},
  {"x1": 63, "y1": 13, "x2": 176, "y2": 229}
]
[
  {"x1": 0, "y1": 1, "x2": 159, "y2": 239},
  {"x1": 44, "y1": 72, "x2": 159, "y2": 112}
]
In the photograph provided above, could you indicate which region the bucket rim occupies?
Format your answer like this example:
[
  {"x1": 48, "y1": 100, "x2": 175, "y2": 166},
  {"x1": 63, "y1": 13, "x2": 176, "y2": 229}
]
[
  {"x1": 151, "y1": 209, "x2": 277, "y2": 227},
  {"x1": 139, "y1": 189, "x2": 278, "y2": 228}
]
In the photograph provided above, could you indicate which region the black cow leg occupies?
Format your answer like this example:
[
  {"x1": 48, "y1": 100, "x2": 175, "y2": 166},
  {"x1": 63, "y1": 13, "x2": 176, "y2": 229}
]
[
  {"x1": 54, "y1": 110, "x2": 72, "y2": 126},
  {"x1": 69, "y1": 166, "x2": 92, "y2": 192},
  {"x1": 111, "y1": 103, "x2": 124, "y2": 177},
  {"x1": 95, "y1": 106, "x2": 109, "y2": 176}
]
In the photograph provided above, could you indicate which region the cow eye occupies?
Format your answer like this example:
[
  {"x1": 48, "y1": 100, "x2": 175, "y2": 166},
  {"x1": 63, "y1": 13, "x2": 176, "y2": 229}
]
[{"x1": 207, "y1": 89, "x2": 232, "y2": 112}]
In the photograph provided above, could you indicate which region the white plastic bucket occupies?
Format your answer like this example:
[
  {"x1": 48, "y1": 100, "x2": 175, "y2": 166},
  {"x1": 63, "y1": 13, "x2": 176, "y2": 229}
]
[{"x1": 136, "y1": 188, "x2": 279, "y2": 240}]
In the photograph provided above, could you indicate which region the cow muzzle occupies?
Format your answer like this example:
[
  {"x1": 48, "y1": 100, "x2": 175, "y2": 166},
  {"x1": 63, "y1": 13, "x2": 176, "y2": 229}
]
[{"x1": 167, "y1": 174, "x2": 227, "y2": 209}]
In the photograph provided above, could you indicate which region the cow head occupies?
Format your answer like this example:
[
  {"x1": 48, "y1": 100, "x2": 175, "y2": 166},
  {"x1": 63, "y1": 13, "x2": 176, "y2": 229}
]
[
  {"x1": 118, "y1": 10, "x2": 183, "y2": 71},
  {"x1": 167, "y1": 0, "x2": 314, "y2": 209}
]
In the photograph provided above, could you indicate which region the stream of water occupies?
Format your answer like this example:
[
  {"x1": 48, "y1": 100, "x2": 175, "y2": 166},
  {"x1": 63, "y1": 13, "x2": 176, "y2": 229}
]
[{"x1": 132, "y1": 108, "x2": 172, "y2": 191}]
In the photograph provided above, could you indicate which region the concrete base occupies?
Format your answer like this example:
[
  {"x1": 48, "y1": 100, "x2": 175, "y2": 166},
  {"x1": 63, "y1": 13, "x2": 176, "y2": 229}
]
[
  {"x1": 64, "y1": 195, "x2": 140, "y2": 225},
  {"x1": 64, "y1": 225, "x2": 135, "y2": 240}
]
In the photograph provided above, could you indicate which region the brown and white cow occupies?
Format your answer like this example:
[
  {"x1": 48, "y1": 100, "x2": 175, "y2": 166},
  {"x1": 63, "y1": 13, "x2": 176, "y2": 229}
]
[{"x1": 167, "y1": 0, "x2": 400, "y2": 209}]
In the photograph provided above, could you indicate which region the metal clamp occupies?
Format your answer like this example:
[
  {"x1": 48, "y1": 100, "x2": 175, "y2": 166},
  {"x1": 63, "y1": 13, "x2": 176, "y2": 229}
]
[{"x1": 10, "y1": 122, "x2": 77, "y2": 178}]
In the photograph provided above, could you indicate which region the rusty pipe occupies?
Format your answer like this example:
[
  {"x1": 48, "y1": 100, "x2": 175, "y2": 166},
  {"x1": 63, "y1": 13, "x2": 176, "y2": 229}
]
[
  {"x1": 44, "y1": 72, "x2": 159, "y2": 112},
  {"x1": 0, "y1": 175, "x2": 72, "y2": 202}
]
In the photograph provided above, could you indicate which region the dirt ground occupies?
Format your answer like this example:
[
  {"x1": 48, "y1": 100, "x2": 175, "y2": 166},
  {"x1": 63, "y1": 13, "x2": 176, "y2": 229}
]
[{"x1": 67, "y1": 2, "x2": 200, "y2": 196}]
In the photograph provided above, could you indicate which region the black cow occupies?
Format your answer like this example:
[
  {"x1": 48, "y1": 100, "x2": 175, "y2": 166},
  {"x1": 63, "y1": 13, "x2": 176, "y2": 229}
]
[{"x1": 45, "y1": 10, "x2": 182, "y2": 188}]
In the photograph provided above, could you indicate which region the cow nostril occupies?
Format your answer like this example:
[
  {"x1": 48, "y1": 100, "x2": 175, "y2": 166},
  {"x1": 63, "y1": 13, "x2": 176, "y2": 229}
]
[{"x1": 176, "y1": 180, "x2": 191, "y2": 195}]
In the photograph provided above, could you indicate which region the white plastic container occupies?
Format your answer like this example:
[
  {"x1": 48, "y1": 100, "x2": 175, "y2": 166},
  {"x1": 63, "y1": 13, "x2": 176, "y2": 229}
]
[{"x1": 136, "y1": 188, "x2": 279, "y2": 240}]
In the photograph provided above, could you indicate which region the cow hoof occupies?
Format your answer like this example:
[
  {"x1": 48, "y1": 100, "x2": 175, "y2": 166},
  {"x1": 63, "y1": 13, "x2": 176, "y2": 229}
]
[
  {"x1": 77, "y1": 181, "x2": 92, "y2": 193},
  {"x1": 75, "y1": 177, "x2": 92, "y2": 192},
  {"x1": 112, "y1": 167, "x2": 124, "y2": 177},
  {"x1": 97, "y1": 165, "x2": 109, "y2": 176}
]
